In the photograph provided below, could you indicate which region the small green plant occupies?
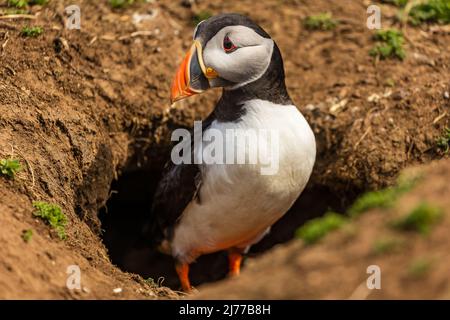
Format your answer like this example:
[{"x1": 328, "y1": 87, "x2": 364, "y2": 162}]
[
  {"x1": 8, "y1": 0, "x2": 29, "y2": 8},
  {"x1": 348, "y1": 174, "x2": 419, "y2": 217},
  {"x1": 408, "y1": 258, "x2": 432, "y2": 278},
  {"x1": 408, "y1": 0, "x2": 450, "y2": 25},
  {"x1": 304, "y1": 12, "x2": 338, "y2": 30},
  {"x1": 436, "y1": 127, "x2": 450, "y2": 153},
  {"x1": 109, "y1": 0, "x2": 135, "y2": 9},
  {"x1": 381, "y1": 0, "x2": 408, "y2": 7},
  {"x1": 296, "y1": 212, "x2": 347, "y2": 245},
  {"x1": 370, "y1": 29, "x2": 406, "y2": 60},
  {"x1": 21, "y1": 26, "x2": 43, "y2": 37},
  {"x1": 0, "y1": 158, "x2": 21, "y2": 179},
  {"x1": 30, "y1": 0, "x2": 49, "y2": 5},
  {"x1": 32, "y1": 201, "x2": 67, "y2": 240},
  {"x1": 392, "y1": 202, "x2": 442, "y2": 234},
  {"x1": 7, "y1": 0, "x2": 49, "y2": 8},
  {"x1": 372, "y1": 237, "x2": 404, "y2": 255},
  {"x1": 348, "y1": 188, "x2": 399, "y2": 217},
  {"x1": 21, "y1": 229, "x2": 33, "y2": 243},
  {"x1": 192, "y1": 10, "x2": 212, "y2": 26},
  {"x1": 145, "y1": 277, "x2": 158, "y2": 288}
]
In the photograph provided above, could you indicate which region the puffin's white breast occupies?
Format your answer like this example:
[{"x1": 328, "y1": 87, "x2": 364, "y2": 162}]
[{"x1": 171, "y1": 99, "x2": 316, "y2": 263}]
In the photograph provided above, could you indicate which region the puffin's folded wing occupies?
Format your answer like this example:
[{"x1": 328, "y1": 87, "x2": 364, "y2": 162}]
[
  {"x1": 146, "y1": 162, "x2": 202, "y2": 246},
  {"x1": 141, "y1": 111, "x2": 216, "y2": 247}
]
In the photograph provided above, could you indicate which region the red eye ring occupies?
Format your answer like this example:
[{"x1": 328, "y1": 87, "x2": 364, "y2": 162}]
[{"x1": 223, "y1": 35, "x2": 237, "y2": 53}]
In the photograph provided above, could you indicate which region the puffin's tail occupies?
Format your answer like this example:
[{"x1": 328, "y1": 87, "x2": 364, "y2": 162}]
[{"x1": 134, "y1": 219, "x2": 171, "y2": 255}]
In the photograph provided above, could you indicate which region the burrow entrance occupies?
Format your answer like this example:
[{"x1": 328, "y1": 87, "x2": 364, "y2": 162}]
[{"x1": 99, "y1": 162, "x2": 358, "y2": 290}]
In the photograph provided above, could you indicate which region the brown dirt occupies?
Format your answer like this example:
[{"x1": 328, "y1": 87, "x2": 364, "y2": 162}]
[{"x1": 0, "y1": 0, "x2": 449, "y2": 299}]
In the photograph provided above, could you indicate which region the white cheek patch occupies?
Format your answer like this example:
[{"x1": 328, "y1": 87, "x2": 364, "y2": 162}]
[{"x1": 203, "y1": 26, "x2": 274, "y2": 88}]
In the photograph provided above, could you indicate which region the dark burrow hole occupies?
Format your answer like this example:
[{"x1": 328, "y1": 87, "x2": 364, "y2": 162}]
[{"x1": 99, "y1": 165, "x2": 358, "y2": 290}]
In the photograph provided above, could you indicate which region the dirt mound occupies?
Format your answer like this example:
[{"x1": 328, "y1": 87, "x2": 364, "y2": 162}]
[
  {"x1": 0, "y1": 0, "x2": 449, "y2": 299},
  {"x1": 0, "y1": 0, "x2": 191, "y2": 299},
  {"x1": 196, "y1": 159, "x2": 450, "y2": 299}
]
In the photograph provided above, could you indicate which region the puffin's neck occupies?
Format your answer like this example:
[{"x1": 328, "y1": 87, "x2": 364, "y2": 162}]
[{"x1": 213, "y1": 43, "x2": 292, "y2": 122}]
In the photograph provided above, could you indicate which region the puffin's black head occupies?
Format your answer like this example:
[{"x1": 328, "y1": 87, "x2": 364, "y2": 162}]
[{"x1": 171, "y1": 13, "x2": 288, "y2": 104}]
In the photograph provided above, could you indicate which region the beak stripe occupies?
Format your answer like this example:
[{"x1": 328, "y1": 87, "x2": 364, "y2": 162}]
[{"x1": 193, "y1": 41, "x2": 218, "y2": 80}]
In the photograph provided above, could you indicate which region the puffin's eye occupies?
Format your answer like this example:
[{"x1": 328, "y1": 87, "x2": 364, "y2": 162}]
[{"x1": 223, "y1": 35, "x2": 237, "y2": 53}]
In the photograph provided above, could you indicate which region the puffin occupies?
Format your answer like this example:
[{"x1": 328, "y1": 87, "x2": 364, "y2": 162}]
[{"x1": 146, "y1": 13, "x2": 316, "y2": 292}]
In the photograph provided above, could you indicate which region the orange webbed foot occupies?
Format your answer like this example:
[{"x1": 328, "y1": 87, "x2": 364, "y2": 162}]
[
  {"x1": 175, "y1": 262, "x2": 192, "y2": 293},
  {"x1": 228, "y1": 250, "x2": 243, "y2": 277}
]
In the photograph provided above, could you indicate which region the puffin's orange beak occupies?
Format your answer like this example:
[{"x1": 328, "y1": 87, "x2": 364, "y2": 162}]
[
  {"x1": 170, "y1": 41, "x2": 217, "y2": 104},
  {"x1": 171, "y1": 45, "x2": 197, "y2": 103}
]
